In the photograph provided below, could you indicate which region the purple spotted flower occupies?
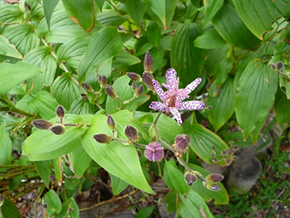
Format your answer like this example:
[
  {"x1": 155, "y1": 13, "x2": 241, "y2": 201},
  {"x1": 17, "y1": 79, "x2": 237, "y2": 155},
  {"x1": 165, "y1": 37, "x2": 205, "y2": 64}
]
[
  {"x1": 149, "y1": 68, "x2": 205, "y2": 125},
  {"x1": 145, "y1": 142, "x2": 164, "y2": 162}
]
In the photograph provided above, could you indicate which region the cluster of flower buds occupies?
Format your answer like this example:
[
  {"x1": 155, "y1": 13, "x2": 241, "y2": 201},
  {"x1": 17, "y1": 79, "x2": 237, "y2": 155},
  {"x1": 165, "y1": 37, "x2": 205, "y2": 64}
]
[
  {"x1": 172, "y1": 134, "x2": 190, "y2": 157},
  {"x1": 31, "y1": 105, "x2": 66, "y2": 135},
  {"x1": 211, "y1": 145, "x2": 238, "y2": 165},
  {"x1": 203, "y1": 173, "x2": 224, "y2": 191},
  {"x1": 144, "y1": 142, "x2": 164, "y2": 162}
]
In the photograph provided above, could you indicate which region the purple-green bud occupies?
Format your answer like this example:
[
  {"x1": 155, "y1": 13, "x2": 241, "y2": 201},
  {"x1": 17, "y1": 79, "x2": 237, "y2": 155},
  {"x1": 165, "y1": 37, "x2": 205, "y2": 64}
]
[
  {"x1": 49, "y1": 125, "x2": 65, "y2": 135},
  {"x1": 205, "y1": 183, "x2": 221, "y2": 191},
  {"x1": 127, "y1": 72, "x2": 141, "y2": 81},
  {"x1": 142, "y1": 72, "x2": 154, "y2": 90},
  {"x1": 107, "y1": 115, "x2": 115, "y2": 130},
  {"x1": 124, "y1": 125, "x2": 139, "y2": 142},
  {"x1": 144, "y1": 51, "x2": 153, "y2": 72},
  {"x1": 81, "y1": 93, "x2": 88, "y2": 100},
  {"x1": 106, "y1": 85, "x2": 117, "y2": 99},
  {"x1": 56, "y1": 105, "x2": 65, "y2": 119},
  {"x1": 206, "y1": 173, "x2": 224, "y2": 184},
  {"x1": 276, "y1": 61, "x2": 284, "y2": 70},
  {"x1": 32, "y1": 119, "x2": 52, "y2": 130},
  {"x1": 132, "y1": 83, "x2": 137, "y2": 92},
  {"x1": 271, "y1": 64, "x2": 277, "y2": 71},
  {"x1": 184, "y1": 172, "x2": 196, "y2": 186},
  {"x1": 82, "y1": 82, "x2": 93, "y2": 91},
  {"x1": 174, "y1": 134, "x2": 190, "y2": 153},
  {"x1": 98, "y1": 75, "x2": 107, "y2": 87},
  {"x1": 135, "y1": 85, "x2": 144, "y2": 97},
  {"x1": 93, "y1": 134, "x2": 112, "y2": 144}
]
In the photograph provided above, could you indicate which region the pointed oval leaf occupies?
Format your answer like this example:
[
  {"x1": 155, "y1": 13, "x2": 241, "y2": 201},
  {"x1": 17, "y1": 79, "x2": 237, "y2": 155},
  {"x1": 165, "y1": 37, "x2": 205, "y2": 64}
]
[
  {"x1": 110, "y1": 173, "x2": 129, "y2": 195},
  {"x1": 112, "y1": 50, "x2": 141, "y2": 70},
  {"x1": 212, "y1": 3, "x2": 261, "y2": 50},
  {"x1": 44, "y1": 190, "x2": 62, "y2": 216},
  {"x1": 179, "y1": 190, "x2": 214, "y2": 218},
  {"x1": 125, "y1": 0, "x2": 146, "y2": 28},
  {"x1": 0, "y1": 120, "x2": 12, "y2": 164},
  {"x1": 171, "y1": 20, "x2": 205, "y2": 83},
  {"x1": 24, "y1": 46, "x2": 57, "y2": 85},
  {"x1": 1, "y1": 199, "x2": 21, "y2": 218},
  {"x1": 194, "y1": 28, "x2": 226, "y2": 49},
  {"x1": 68, "y1": 146, "x2": 91, "y2": 177},
  {"x1": 97, "y1": 10, "x2": 128, "y2": 27},
  {"x1": 233, "y1": 0, "x2": 290, "y2": 40},
  {"x1": 207, "y1": 78, "x2": 235, "y2": 131},
  {"x1": 43, "y1": 0, "x2": 59, "y2": 30},
  {"x1": 203, "y1": 0, "x2": 224, "y2": 26},
  {"x1": 0, "y1": 62, "x2": 41, "y2": 95},
  {"x1": 78, "y1": 27, "x2": 123, "y2": 82},
  {"x1": 184, "y1": 123, "x2": 229, "y2": 165},
  {"x1": 81, "y1": 111, "x2": 154, "y2": 194},
  {"x1": 62, "y1": 0, "x2": 95, "y2": 32},
  {"x1": 0, "y1": 35, "x2": 22, "y2": 59},
  {"x1": 52, "y1": 73, "x2": 82, "y2": 110},
  {"x1": 235, "y1": 61, "x2": 278, "y2": 139},
  {"x1": 164, "y1": 159, "x2": 189, "y2": 194},
  {"x1": 2, "y1": 23, "x2": 39, "y2": 55},
  {"x1": 34, "y1": 160, "x2": 52, "y2": 188},
  {"x1": 274, "y1": 95, "x2": 290, "y2": 125},
  {"x1": 0, "y1": 4, "x2": 23, "y2": 23}
]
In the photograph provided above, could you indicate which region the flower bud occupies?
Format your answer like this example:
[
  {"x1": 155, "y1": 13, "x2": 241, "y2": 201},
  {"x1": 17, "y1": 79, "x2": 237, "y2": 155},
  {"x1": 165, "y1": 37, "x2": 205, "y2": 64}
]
[
  {"x1": 174, "y1": 134, "x2": 190, "y2": 153},
  {"x1": 205, "y1": 183, "x2": 221, "y2": 191},
  {"x1": 144, "y1": 142, "x2": 163, "y2": 162},
  {"x1": 271, "y1": 64, "x2": 276, "y2": 71},
  {"x1": 127, "y1": 72, "x2": 141, "y2": 81},
  {"x1": 98, "y1": 75, "x2": 107, "y2": 87},
  {"x1": 206, "y1": 173, "x2": 224, "y2": 184},
  {"x1": 144, "y1": 51, "x2": 153, "y2": 72},
  {"x1": 106, "y1": 85, "x2": 117, "y2": 99},
  {"x1": 135, "y1": 85, "x2": 144, "y2": 97},
  {"x1": 82, "y1": 82, "x2": 92, "y2": 91},
  {"x1": 56, "y1": 105, "x2": 65, "y2": 119},
  {"x1": 142, "y1": 72, "x2": 154, "y2": 90},
  {"x1": 93, "y1": 134, "x2": 112, "y2": 144},
  {"x1": 276, "y1": 61, "x2": 284, "y2": 70},
  {"x1": 32, "y1": 119, "x2": 52, "y2": 130},
  {"x1": 184, "y1": 172, "x2": 197, "y2": 186},
  {"x1": 107, "y1": 115, "x2": 115, "y2": 130},
  {"x1": 124, "y1": 125, "x2": 139, "y2": 142},
  {"x1": 81, "y1": 93, "x2": 88, "y2": 100},
  {"x1": 49, "y1": 125, "x2": 65, "y2": 135},
  {"x1": 132, "y1": 83, "x2": 137, "y2": 92}
]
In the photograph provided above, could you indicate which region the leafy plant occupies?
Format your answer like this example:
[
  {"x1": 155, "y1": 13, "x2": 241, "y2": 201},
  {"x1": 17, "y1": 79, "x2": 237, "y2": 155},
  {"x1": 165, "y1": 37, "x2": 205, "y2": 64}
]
[{"x1": 0, "y1": 0, "x2": 290, "y2": 217}]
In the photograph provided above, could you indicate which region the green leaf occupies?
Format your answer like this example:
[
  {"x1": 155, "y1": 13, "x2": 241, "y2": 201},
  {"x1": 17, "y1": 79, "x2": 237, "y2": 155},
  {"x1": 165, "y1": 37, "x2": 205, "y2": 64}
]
[
  {"x1": 233, "y1": 0, "x2": 290, "y2": 40},
  {"x1": 0, "y1": 4, "x2": 23, "y2": 23},
  {"x1": 78, "y1": 27, "x2": 123, "y2": 82},
  {"x1": 22, "y1": 115, "x2": 87, "y2": 161},
  {"x1": 212, "y1": 3, "x2": 261, "y2": 50},
  {"x1": 113, "y1": 50, "x2": 141, "y2": 70},
  {"x1": 0, "y1": 35, "x2": 22, "y2": 59},
  {"x1": 2, "y1": 23, "x2": 39, "y2": 55},
  {"x1": 70, "y1": 98, "x2": 96, "y2": 115},
  {"x1": 235, "y1": 61, "x2": 278, "y2": 139},
  {"x1": 43, "y1": 0, "x2": 59, "y2": 30},
  {"x1": 171, "y1": 20, "x2": 205, "y2": 83},
  {"x1": 184, "y1": 123, "x2": 229, "y2": 165},
  {"x1": 24, "y1": 46, "x2": 57, "y2": 85},
  {"x1": 97, "y1": 10, "x2": 128, "y2": 27},
  {"x1": 194, "y1": 28, "x2": 226, "y2": 49},
  {"x1": 203, "y1": 0, "x2": 224, "y2": 26},
  {"x1": 56, "y1": 198, "x2": 79, "y2": 218},
  {"x1": 34, "y1": 160, "x2": 52, "y2": 188},
  {"x1": 105, "y1": 75, "x2": 136, "y2": 114},
  {"x1": 1, "y1": 199, "x2": 20, "y2": 218},
  {"x1": 188, "y1": 163, "x2": 228, "y2": 205},
  {"x1": 279, "y1": 75, "x2": 290, "y2": 99},
  {"x1": 110, "y1": 174, "x2": 129, "y2": 195},
  {"x1": 44, "y1": 190, "x2": 62, "y2": 216},
  {"x1": 179, "y1": 190, "x2": 214, "y2": 218},
  {"x1": 147, "y1": 21, "x2": 161, "y2": 47},
  {"x1": 62, "y1": 0, "x2": 95, "y2": 32},
  {"x1": 0, "y1": 62, "x2": 41, "y2": 95},
  {"x1": 68, "y1": 146, "x2": 91, "y2": 177},
  {"x1": 275, "y1": 95, "x2": 290, "y2": 125},
  {"x1": 56, "y1": 37, "x2": 89, "y2": 71},
  {"x1": 53, "y1": 157, "x2": 63, "y2": 184},
  {"x1": 37, "y1": 10, "x2": 90, "y2": 44},
  {"x1": 81, "y1": 111, "x2": 154, "y2": 194},
  {"x1": 145, "y1": 0, "x2": 177, "y2": 29},
  {"x1": 207, "y1": 78, "x2": 235, "y2": 131},
  {"x1": 28, "y1": 91, "x2": 59, "y2": 120},
  {"x1": 51, "y1": 73, "x2": 82, "y2": 110},
  {"x1": 0, "y1": 121, "x2": 12, "y2": 164},
  {"x1": 164, "y1": 159, "x2": 189, "y2": 194},
  {"x1": 135, "y1": 206, "x2": 155, "y2": 218},
  {"x1": 125, "y1": 0, "x2": 146, "y2": 28}
]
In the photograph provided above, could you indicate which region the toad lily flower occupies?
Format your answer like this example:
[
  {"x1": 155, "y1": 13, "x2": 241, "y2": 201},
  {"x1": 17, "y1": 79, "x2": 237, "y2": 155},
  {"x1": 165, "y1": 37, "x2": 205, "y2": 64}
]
[{"x1": 149, "y1": 68, "x2": 205, "y2": 125}]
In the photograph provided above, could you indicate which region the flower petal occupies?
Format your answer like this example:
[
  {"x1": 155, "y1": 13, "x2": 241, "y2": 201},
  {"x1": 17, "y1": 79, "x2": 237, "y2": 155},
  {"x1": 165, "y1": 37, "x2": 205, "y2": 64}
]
[
  {"x1": 169, "y1": 107, "x2": 182, "y2": 125},
  {"x1": 179, "y1": 101, "x2": 205, "y2": 110},
  {"x1": 165, "y1": 68, "x2": 177, "y2": 87},
  {"x1": 149, "y1": 102, "x2": 167, "y2": 112},
  {"x1": 184, "y1": 78, "x2": 202, "y2": 95},
  {"x1": 152, "y1": 80, "x2": 166, "y2": 101}
]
